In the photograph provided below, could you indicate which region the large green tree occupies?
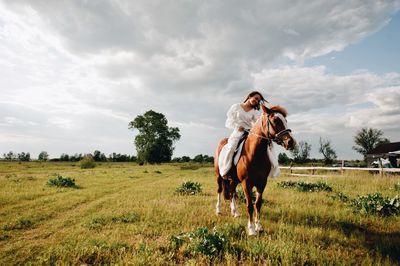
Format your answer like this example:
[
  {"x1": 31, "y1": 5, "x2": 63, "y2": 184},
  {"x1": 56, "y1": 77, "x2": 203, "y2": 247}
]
[
  {"x1": 319, "y1": 137, "x2": 337, "y2": 165},
  {"x1": 290, "y1": 141, "x2": 311, "y2": 163},
  {"x1": 129, "y1": 110, "x2": 181, "y2": 164},
  {"x1": 352, "y1": 127, "x2": 389, "y2": 160}
]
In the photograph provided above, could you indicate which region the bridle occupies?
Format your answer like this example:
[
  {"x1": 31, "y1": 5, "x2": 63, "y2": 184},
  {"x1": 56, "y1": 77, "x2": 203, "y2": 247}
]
[{"x1": 246, "y1": 112, "x2": 292, "y2": 146}]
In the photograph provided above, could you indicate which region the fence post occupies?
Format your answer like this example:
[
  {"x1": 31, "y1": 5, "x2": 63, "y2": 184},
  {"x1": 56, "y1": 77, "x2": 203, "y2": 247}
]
[
  {"x1": 290, "y1": 163, "x2": 293, "y2": 174},
  {"x1": 311, "y1": 163, "x2": 315, "y2": 175},
  {"x1": 378, "y1": 158, "x2": 384, "y2": 177},
  {"x1": 341, "y1": 160, "x2": 344, "y2": 175}
]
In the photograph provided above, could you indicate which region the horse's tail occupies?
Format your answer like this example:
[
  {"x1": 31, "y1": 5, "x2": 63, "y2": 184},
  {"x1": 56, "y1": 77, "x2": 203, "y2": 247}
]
[{"x1": 222, "y1": 178, "x2": 232, "y2": 200}]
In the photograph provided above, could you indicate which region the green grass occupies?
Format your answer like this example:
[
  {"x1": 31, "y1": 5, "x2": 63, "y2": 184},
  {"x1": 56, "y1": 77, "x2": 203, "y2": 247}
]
[{"x1": 0, "y1": 162, "x2": 399, "y2": 265}]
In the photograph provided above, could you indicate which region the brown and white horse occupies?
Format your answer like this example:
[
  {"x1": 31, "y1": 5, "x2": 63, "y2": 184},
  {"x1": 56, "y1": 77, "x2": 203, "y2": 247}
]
[{"x1": 214, "y1": 104, "x2": 296, "y2": 235}]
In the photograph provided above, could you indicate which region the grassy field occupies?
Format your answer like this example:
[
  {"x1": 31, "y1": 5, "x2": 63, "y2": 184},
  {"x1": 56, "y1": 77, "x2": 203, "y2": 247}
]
[{"x1": 0, "y1": 162, "x2": 399, "y2": 265}]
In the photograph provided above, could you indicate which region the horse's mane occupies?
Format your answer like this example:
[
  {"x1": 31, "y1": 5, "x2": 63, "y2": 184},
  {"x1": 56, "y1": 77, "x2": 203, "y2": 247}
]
[{"x1": 270, "y1": 105, "x2": 288, "y2": 117}]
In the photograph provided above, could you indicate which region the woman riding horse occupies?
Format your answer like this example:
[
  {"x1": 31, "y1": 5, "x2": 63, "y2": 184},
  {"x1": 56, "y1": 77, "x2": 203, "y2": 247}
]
[{"x1": 215, "y1": 93, "x2": 295, "y2": 235}]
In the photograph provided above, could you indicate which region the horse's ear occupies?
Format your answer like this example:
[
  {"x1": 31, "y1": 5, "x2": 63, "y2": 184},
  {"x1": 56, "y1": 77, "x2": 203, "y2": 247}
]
[{"x1": 261, "y1": 104, "x2": 272, "y2": 114}]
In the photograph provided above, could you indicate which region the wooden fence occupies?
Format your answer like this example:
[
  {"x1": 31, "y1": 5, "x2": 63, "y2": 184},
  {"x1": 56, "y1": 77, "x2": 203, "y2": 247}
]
[{"x1": 280, "y1": 165, "x2": 400, "y2": 177}]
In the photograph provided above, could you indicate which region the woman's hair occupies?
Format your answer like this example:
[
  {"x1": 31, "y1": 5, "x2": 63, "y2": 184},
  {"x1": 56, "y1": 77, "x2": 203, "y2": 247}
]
[{"x1": 243, "y1": 91, "x2": 266, "y2": 110}]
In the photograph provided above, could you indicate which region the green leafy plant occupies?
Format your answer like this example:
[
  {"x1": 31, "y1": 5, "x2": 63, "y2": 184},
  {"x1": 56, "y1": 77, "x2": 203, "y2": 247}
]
[
  {"x1": 170, "y1": 227, "x2": 227, "y2": 257},
  {"x1": 47, "y1": 174, "x2": 77, "y2": 188},
  {"x1": 175, "y1": 181, "x2": 202, "y2": 195},
  {"x1": 351, "y1": 193, "x2": 400, "y2": 216}
]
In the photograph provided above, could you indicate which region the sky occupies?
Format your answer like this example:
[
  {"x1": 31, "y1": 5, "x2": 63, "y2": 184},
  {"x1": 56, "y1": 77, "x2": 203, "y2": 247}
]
[{"x1": 0, "y1": 0, "x2": 399, "y2": 160}]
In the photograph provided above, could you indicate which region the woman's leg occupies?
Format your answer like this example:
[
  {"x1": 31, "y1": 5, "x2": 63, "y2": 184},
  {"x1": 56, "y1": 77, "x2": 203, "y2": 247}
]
[{"x1": 218, "y1": 130, "x2": 242, "y2": 176}]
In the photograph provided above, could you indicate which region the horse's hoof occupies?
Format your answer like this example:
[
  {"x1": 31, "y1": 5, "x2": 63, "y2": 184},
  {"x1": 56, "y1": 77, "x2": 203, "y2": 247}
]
[
  {"x1": 248, "y1": 229, "x2": 257, "y2": 236},
  {"x1": 232, "y1": 212, "x2": 240, "y2": 218},
  {"x1": 216, "y1": 209, "x2": 222, "y2": 215},
  {"x1": 255, "y1": 223, "x2": 263, "y2": 232}
]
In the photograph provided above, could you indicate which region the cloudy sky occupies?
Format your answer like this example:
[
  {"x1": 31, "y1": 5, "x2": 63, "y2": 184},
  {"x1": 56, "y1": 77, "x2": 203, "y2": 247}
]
[{"x1": 1, "y1": 0, "x2": 399, "y2": 160}]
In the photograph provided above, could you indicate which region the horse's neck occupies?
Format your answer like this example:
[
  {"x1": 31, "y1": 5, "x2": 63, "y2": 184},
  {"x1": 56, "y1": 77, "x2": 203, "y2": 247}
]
[{"x1": 245, "y1": 123, "x2": 267, "y2": 158}]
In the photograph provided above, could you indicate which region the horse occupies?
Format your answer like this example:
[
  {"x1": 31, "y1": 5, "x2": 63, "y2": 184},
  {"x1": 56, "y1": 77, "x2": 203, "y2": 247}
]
[{"x1": 214, "y1": 104, "x2": 296, "y2": 236}]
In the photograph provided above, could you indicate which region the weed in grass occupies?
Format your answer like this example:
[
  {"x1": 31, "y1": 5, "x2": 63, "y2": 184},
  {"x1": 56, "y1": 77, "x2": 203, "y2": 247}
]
[
  {"x1": 154, "y1": 170, "x2": 162, "y2": 174},
  {"x1": 47, "y1": 174, "x2": 77, "y2": 188},
  {"x1": 87, "y1": 212, "x2": 140, "y2": 230},
  {"x1": 180, "y1": 165, "x2": 201, "y2": 170},
  {"x1": 395, "y1": 183, "x2": 400, "y2": 192},
  {"x1": 175, "y1": 181, "x2": 202, "y2": 195},
  {"x1": 86, "y1": 217, "x2": 108, "y2": 230},
  {"x1": 329, "y1": 192, "x2": 349, "y2": 202},
  {"x1": 0, "y1": 234, "x2": 10, "y2": 241},
  {"x1": 76, "y1": 239, "x2": 132, "y2": 265},
  {"x1": 276, "y1": 180, "x2": 297, "y2": 189},
  {"x1": 111, "y1": 212, "x2": 140, "y2": 223},
  {"x1": 3, "y1": 218, "x2": 33, "y2": 231},
  {"x1": 216, "y1": 223, "x2": 246, "y2": 240},
  {"x1": 351, "y1": 193, "x2": 400, "y2": 216}
]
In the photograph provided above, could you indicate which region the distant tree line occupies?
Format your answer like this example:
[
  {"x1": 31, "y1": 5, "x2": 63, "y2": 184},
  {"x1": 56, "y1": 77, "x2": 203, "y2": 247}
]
[
  {"x1": 278, "y1": 127, "x2": 390, "y2": 166},
  {"x1": 171, "y1": 154, "x2": 214, "y2": 163},
  {"x1": 1, "y1": 150, "x2": 214, "y2": 164},
  {"x1": 1, "y1": 125, "x2": 391, "y2": 166}
]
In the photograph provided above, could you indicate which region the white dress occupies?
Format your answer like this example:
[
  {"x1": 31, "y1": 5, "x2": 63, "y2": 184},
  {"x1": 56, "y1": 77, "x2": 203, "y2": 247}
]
[{"x1": 218, "y1": 103, "x2": 258, "y2": 176}]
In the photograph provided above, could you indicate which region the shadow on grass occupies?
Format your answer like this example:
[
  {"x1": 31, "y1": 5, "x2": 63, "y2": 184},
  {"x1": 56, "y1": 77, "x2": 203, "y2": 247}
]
[
  {"x1": 338, "y1": 221, "x2": 400, "y2": 262},
  {"x1": 269, "y1": 211, "x2": 400, "y2": 263}
]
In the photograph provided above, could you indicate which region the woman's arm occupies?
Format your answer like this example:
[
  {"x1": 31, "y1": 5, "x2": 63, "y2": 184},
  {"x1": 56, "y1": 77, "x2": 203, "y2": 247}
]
[{"x1": 225, "y1": 104, "x2": 240, "y2": 129}]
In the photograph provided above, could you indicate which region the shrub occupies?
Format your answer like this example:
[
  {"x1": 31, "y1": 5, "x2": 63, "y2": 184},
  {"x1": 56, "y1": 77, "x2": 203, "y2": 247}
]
[
  {"x1": 175, "y1": 181, "x2": 202, "y2": 195},
  {"x1": 80, "y1": 155, "x2": 96, "y2": 169},
  {"x1": 170, "y1": 227, "x2": 227, "y2": 257},
  {"x1": 277, "y1": 180, "x2": 332, "y2": 192},
  {"x1": 296, "y1": 181, "x2": 332, "y2": 192},
  {"x1": 47, "y1": 174, "x2": 77, "y2": 188},
  {"x1": 351, "y1": 193, "x2": 400, "y2": 216}
]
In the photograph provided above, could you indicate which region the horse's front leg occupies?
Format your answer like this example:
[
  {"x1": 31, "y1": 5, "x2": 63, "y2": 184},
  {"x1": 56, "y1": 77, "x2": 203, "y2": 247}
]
[
  {"x1": 254, "y1": 189, "x2": 264, "y2": 232},
  {"x1": 242, "y1": 181, "x2": 256, "y2": 236}
]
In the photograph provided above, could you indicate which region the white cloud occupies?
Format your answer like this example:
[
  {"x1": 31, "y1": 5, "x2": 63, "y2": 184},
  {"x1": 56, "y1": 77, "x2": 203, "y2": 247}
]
[{"x1": 1, "y1": 1, "x2": 400, "y2": 159}]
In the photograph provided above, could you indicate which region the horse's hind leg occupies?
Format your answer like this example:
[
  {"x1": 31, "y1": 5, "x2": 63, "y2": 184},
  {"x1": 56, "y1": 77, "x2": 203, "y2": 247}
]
[
  {"x1": 230, "y1": 186, "x2": 240, "y2": 217},
  {"x1": 216, "y1": 176, "x2": 222, "y2": 215},
  {"x1": 242, "y1": 181, "x2": 256, "y2": 236}
]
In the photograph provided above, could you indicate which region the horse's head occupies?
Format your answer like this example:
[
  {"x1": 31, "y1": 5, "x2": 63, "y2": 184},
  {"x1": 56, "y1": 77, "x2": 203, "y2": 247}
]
[{"x1": 261, "y1": 104, "x2": 296, "y2": 150}]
